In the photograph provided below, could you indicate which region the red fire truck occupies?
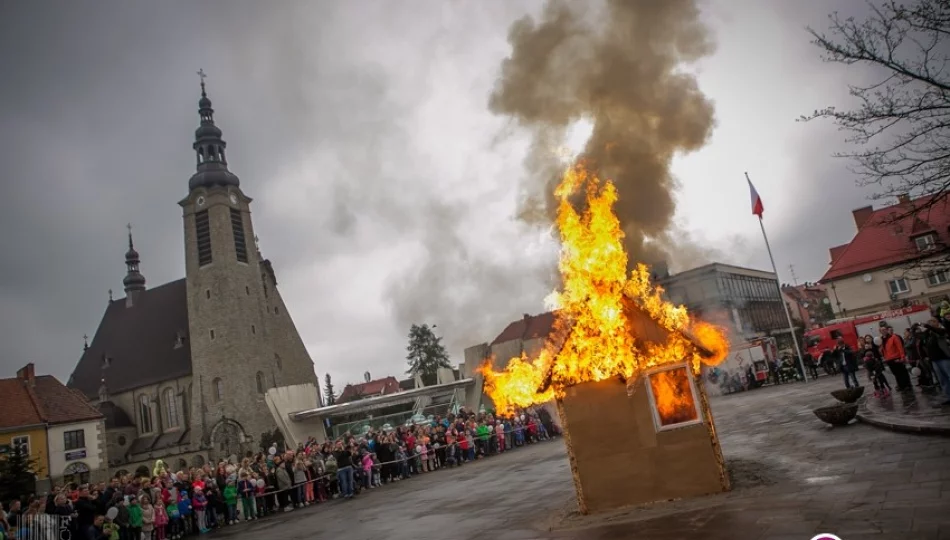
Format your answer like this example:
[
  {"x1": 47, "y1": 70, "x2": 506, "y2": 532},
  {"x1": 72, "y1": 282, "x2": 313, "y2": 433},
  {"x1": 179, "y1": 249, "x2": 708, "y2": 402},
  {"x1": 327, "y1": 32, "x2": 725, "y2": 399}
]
[{"x1": 803, "y1": 304, "x2": 933, "y2": 358}]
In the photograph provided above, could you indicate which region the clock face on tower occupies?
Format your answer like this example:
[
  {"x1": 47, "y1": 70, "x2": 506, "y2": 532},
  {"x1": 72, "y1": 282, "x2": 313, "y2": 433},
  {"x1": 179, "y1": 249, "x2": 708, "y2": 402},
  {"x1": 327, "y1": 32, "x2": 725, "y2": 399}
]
[{"x1": 229, "y1": 193, "x2": 238, "y2": 205}]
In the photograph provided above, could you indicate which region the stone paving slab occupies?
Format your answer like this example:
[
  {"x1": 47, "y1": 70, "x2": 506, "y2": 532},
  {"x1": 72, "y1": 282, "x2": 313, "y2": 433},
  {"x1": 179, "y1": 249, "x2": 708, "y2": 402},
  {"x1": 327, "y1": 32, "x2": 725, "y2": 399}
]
[{"x1": 858, "y1": 385, "x2": 950, "y2": 435}]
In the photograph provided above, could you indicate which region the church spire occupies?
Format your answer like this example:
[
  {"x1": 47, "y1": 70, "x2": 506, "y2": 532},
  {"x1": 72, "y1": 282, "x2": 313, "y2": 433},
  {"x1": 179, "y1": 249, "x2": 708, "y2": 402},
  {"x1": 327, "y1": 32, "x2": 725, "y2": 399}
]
[
  {"x1": 188, "y1": 69, "x2": 240, "y2": 191},
  {"x1": 123, "y1": 224, "x2": 146, "y2": 306}
]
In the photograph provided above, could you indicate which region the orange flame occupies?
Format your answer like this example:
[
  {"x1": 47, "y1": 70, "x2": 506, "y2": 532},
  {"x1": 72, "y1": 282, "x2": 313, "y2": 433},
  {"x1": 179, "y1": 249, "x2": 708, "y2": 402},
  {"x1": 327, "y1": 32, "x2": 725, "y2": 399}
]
[{"x1": 480, "y1": 163, "x2": 728, "y2": 411}]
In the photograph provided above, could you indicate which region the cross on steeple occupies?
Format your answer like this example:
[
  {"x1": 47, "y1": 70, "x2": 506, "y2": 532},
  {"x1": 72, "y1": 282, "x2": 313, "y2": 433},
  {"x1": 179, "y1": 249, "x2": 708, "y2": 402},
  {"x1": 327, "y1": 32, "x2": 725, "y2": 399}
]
[
  {"x1": 197, "y1": 68, "x2": 208, "y2": 96},
  {"x1": 83, "y1": 334, "x2": 89, "y2": 351}
]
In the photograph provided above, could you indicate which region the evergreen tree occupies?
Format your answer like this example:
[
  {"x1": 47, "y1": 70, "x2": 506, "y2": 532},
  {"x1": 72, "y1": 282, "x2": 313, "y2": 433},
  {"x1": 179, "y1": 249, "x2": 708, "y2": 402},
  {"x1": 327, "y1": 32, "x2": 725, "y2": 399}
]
[
  {"x1": 406, "y1": 323, "x2": 451, "y2": 386},
  {"x1": 324, "y1": 373, "x2": 336, "y2": 406},
  {"x1": 0, "y1": 445, "x2": 38, "y2": 503}
]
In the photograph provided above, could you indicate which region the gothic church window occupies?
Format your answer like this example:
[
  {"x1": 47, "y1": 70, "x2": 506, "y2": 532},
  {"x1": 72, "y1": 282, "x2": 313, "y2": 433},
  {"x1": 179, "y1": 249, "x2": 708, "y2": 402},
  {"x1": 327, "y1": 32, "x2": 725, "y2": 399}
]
[
  {"x1": 256, "y1": 372, "x2": 266, "y2": 394},
  {"x1": 195, "y1": 210, "x2": 212, "y2": 266},
  {"x1": 138, "y1": 395, "x2": 153, "y2": 433},
  {"x1": 163, "y1": 389, "x2": 179, "y2": 428},
  {"x1": 274, "y1": 353, "x2": 282, "y2": 370},
  {"x1": 230, "y1": 208, "x2": 248, "y2": 263},
  {"x1": 213, "y1": 378, "x2": 224, "y2": 402}
]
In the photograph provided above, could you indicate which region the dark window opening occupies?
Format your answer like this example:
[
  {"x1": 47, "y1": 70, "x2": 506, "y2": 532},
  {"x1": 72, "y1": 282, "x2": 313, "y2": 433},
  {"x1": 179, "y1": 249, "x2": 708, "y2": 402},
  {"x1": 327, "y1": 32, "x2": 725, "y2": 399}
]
[
  {"x1": 64, "y1": 429, "x2": 85, "y2": 451},
  {"x1": 230, "y1": 208, "x2": 248, "y2": 263},
  {"x1": 195, "y1": 210, "x2": 212, "y2": 266},
  {"x1": 251, "y1": 325, "x2": 256, "y2": 334},
  {"x1": 206, "y1": 290, "x2": 211, "y2": 299},
  {"x1": 210, "y1": 329, "x2": 215, "y2": 340},
  {"x1": 274, "y1": 306, "x2": 279, "y2": 315},
  {"x1": 245, "y1": 286, "x2": 250, "y2": 295},
  {"x1": 830, "y1": 329, "x2": 843, "y2": 340}
]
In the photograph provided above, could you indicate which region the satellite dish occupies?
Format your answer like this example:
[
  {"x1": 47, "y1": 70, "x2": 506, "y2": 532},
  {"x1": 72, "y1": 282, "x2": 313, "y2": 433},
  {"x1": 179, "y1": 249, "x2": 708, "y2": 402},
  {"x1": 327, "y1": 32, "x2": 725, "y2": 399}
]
[
  {"x1": 862, "y1": 274, "x2": 873, "y2": 283},
  {"x1": 364, "y1": 371, "x2": 371, "y2": 383}
]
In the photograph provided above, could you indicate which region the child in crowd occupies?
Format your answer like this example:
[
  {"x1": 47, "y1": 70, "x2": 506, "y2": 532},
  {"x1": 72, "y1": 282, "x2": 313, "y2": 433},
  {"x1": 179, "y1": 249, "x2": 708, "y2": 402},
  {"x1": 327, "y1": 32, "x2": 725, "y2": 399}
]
[
  {"x1": 864, "y1": 351, "x2": 892, "y2": 398},
  {"x1": 128, "y1": 496, "x2": 143, "y2": 540},
  {"x1": 361, "y1": 451, "x2": 374, "y2": 489},
  {"x1": 154, "y1": 492, "x2": 168, "y2": 540},
  {"x1": 141, "y1": 496, "x2": 155, "y2": 540},
  {"x1": 253, "y1": 477, "x2": 267, "y2": 518},
  {"x1": 223, "y1": 480, "x2": 238, "y2": 524},
  {"x1": 238, "y1": 473, "x2": 255, "y2": 523},
  {"x1": 166, "y1": 489, "x2": 181, "y2": 540}
]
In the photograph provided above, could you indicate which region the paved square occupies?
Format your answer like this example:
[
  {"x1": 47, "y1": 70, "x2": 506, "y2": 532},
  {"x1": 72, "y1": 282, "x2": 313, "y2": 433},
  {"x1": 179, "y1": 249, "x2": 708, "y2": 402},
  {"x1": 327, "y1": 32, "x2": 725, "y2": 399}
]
[{"x1": 216, "y1": 377, "x2": 950, "y2": 540}]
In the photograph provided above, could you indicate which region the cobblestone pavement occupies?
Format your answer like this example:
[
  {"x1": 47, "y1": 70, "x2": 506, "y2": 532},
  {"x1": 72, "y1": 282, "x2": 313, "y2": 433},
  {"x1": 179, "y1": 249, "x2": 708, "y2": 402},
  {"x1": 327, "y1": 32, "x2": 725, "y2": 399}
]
[{"x1": 217, "y1": 376, "x2": 950, "y2": 540}]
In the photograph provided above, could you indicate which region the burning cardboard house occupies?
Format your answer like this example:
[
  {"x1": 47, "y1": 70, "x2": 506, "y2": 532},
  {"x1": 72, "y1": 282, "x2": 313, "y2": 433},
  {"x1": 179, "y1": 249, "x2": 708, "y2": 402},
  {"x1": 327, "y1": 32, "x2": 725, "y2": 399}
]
[
  {"x1": 480, "y1": 163, "x2": 730, "y2": 514},
  {"x1": 554, "y1": 299, "x2": 729, "y2": 514}
]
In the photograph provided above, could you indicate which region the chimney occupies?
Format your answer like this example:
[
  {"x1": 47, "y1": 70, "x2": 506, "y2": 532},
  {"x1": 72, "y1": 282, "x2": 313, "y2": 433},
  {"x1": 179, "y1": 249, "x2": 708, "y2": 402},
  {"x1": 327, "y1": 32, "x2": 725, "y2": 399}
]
[
  {"x1": 852, "y1": 206, "x2": 874, "y2": 230},
  {"x1": 897, "y1": 193, "x2": 911, "y2": 204},
  {"x1": 523, "y1": 313, "x2": 531, "y2": 321},
  {"x1": 16, "y1": 363, "x2": 35, "y2": 386}
]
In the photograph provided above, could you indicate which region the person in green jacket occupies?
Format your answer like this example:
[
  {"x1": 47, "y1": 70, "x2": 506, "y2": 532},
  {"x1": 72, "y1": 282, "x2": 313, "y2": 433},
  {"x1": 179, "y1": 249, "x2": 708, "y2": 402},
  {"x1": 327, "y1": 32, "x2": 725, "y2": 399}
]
[
  {"x1": 128, "y1": 496, "x2": 143, "y2": 540},
  {"x1": 475, "y1": 423, "x2": 491, "y2": 457},
  {"x1": 224, "y1": 481, "x2": 239, "y2": 524}
]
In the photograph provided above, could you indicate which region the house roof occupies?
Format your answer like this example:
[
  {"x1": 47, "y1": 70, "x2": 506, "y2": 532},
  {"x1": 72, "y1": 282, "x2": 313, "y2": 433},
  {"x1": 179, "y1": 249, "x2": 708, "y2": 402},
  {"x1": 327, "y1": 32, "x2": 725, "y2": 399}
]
[
  {"x1": 69, "y1": 279, "x2": 192, "y2": 399},
  {"x1": 490, "y1": 312, "x2": 557, "y2": 346},
  {"x1": 821, "y1": 196, "x2": 950, "y2": 282},
  {"x1": 0, "y1": 377, "x2": 44, "y2": 430},
  {"x1": 337, "y1": 376, "x2": 401, "y2": 404},
  {"x1": 97, "y1": 401, "x2": 134, "y2": 429},
  {"x1": 0, "y1": 372, "x2": 102, "y2": 430},
  {"x1": 32, "y1": 376, "x2": 104, "y2": 425}
]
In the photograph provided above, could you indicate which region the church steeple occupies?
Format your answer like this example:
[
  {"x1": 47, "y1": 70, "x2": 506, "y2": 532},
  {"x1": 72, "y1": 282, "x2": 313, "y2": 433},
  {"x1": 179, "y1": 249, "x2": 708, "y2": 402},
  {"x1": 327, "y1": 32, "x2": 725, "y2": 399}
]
[
  {"x1": 123, "y1": 224, "x2": 146, "y2": 306},
  {"x1": 189, "y1": 69, "x2": 240, "y2": 192}
]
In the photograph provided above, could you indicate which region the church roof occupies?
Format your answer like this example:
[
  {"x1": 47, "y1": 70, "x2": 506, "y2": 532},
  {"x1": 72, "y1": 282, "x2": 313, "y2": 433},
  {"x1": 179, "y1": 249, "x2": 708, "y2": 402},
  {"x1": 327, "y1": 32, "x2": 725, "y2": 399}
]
[{"x1": 69, "y1": 279, "x2": 192, "y2": 399}]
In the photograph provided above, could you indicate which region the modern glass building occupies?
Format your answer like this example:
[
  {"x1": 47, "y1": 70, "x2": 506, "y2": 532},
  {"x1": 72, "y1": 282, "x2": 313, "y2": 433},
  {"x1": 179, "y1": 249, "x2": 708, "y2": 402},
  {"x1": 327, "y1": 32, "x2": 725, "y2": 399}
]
[{"x1": 655, "y1": 262, "x2": 794, "y2": 349}]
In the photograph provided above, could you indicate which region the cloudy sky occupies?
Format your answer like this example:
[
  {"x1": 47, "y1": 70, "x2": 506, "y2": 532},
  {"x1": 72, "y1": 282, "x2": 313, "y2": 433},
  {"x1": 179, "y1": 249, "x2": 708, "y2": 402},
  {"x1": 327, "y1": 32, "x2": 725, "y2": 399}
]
[{"x1": 0, "y1": 0, "x2": 879, "y2": 387}]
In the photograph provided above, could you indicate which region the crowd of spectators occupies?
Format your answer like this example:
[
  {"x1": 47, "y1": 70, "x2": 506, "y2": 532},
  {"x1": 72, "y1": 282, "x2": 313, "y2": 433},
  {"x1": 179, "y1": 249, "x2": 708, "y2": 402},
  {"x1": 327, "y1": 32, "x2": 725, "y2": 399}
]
[{"x1": 0, "y1": 407, "x2": 559, "y2": 540}]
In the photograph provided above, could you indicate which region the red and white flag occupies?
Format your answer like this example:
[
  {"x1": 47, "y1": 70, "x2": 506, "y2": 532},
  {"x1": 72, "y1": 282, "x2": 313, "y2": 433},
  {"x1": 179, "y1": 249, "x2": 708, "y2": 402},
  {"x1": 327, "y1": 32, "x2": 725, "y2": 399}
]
[{"x1": 747, "y1": 175, "x2": 764, "y2": 217}]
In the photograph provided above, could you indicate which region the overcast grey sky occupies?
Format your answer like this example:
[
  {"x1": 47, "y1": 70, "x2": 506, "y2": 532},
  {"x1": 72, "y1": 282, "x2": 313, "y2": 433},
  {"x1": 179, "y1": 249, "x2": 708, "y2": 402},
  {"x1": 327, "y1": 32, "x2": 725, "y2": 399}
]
[{"x1": 0, "y1": 0, "x2": 878, "y2": 387}]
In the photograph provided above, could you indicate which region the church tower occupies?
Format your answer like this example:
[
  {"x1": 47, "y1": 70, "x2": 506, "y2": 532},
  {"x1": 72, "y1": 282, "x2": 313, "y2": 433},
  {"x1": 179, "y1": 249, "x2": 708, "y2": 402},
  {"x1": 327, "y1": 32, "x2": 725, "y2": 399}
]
[{"x1": 180, "y1": 73, "x2": 318, "y2": 457}]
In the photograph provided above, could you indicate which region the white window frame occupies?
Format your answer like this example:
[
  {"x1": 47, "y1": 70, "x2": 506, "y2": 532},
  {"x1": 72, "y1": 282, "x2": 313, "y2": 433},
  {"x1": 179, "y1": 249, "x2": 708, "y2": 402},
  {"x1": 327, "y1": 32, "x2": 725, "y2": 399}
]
[
  {"x1": 927, "y1": 270, "x2": 950, "y2": 287},
  {"x1": 163, "y1": 388, "x2": 179, "y2": 429},
  {"x1": 915, "y1": 234, "x2": 937, "y2": 251},
  {"x1": 644, "y1": 363, "x2": 704, "y2": 433},
  {"x1": 11, "y1": 435, "x2": 30, "y2": 456},
  {"x1": 888, "y1": 278, "x2": 910, "y2": 295}
]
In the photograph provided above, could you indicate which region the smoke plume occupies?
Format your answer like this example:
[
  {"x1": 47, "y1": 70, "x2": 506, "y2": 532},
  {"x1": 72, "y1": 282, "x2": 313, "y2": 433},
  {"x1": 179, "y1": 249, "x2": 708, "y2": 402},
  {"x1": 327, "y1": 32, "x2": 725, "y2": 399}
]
[{"x1": 489, "y1": 0, "x2": 717, "y2": 269}]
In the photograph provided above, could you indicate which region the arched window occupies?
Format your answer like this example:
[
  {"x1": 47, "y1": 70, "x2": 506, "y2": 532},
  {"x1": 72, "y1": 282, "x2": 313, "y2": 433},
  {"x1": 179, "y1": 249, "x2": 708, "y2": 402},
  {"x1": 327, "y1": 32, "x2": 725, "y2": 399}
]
[
  {"x1": 256, "y1": 372, "x2": 266, "y2": 394},
  {"x1": 274, "y1": 353, "x2": 282, "y2": 371},
  {"x1": 163, "y1": 388, "x2": 179, "y2": 428},
  {"x1": 213, "y1": 378, "x2": 224, "y2": 402},
  {"x1": 138, "y1": 395, "x2": 153, "y2": 433}
]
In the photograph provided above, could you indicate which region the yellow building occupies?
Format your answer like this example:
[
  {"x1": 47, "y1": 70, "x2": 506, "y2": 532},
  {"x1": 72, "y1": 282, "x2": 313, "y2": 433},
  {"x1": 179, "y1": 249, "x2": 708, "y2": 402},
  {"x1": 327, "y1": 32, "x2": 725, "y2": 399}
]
[{"x1": 0, "y1": 364, "x2": 106, "y2": 492}]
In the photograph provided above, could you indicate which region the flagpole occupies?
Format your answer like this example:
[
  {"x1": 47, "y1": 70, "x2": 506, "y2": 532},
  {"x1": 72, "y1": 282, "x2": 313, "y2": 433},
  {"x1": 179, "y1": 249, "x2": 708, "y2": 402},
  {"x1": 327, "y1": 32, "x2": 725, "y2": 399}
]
[{"x1": 746, "y1": 172, "x2": 809, "y2": 382}]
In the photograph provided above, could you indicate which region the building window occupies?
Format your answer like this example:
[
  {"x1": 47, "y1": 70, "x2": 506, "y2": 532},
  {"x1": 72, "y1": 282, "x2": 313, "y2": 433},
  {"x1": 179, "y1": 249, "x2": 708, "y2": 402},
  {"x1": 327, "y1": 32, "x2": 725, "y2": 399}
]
[
  {"x1": 245, "y1": 286, "x2": 250, "y2": 295},
  {"x1": 195, "y1": 210, "x2": 213, "y2": 266},
  {"x1": 230, "y1": 208, "x2": 248, "y2": 263},
  {"x1": 163, "y1": 388, "x2": 180, "y2": 428},
  {"x1": 64, "y1": 429, "x2": 85, "y2": 451},
  {"x1": 213, "y1": 378, "x2": 224, "y2": 402},
  {"x1": 927, "y1": 270, "x2": 950, "y2": 287},
  {"x1": 210, "y1": 329, "x2": 215, "y2": 340},
  {"x1": 274, "y1": 306, "x2": 279, "y2": 315},
  {"x1": 256, "y1": 372, "x2": 266, "y2": 394},
  {"x1": 645, "y1": 364, "x2": 702, "y2": 432},
  {"x1": 915, "y1": 233, "x2": 937, "y2": 251},
  {"x1": 11, "y1": 435, "x2": 29, "y2": 456},
  {"x1": 206, "y1": 289, "x2": 211, "y2": 299},
  {"x1": 274, "y1": 353, "x2": 282, "y2": 370},
  {"x1": 888, "y1": 278, "x2": 910, "y2": 295},
  {"x1": 63, "y1": 462, "x2": 90, "y2": 485},
  {"x1": 117, "y1": 435, "x2": 127, "y2": 446},
  {"x1": 138, "y1": 395, "x2": 153, "y2": 433},
  {"x1": 251, "y1": 325, "x2": 256, "y2": 334}
]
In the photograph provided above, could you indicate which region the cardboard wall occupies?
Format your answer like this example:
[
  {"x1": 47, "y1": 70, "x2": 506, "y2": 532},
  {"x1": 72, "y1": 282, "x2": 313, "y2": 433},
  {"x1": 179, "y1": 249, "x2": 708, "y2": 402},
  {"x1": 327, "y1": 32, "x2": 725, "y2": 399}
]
[{"x1": 557, "y1": 375, "x2": 727, "y2": 514}]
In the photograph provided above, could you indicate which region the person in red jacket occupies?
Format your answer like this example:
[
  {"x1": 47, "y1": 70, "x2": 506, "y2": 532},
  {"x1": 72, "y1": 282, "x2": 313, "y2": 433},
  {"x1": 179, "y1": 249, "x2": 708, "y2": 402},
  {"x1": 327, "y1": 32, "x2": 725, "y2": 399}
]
[{"x1": 881, "y1": 324, "x2": 913, "y2": 391}]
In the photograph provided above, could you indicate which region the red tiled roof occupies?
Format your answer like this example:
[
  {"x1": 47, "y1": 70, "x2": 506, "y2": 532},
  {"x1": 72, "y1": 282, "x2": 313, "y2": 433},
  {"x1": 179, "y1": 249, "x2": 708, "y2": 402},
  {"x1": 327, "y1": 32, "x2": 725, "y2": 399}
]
[
  {"x1": 0, "y1": 372, "x2": 102, "y2": 430},
  {"x1": 337, "y1": 376, "x2": 401, "y2": 404},
  {"x1": 32, "y1": 376, "x2": 103, "y2": 425},
  {"x1": 0, "y1": 378, "x2": 44, "y2": 430},
  {"x1": 829, "y1": 244, "x2": 848, "y2": 264},
  {"x1": 821, "y1": 196, "x2": 950, "y2": 282},
  {"x1": 490, "y1": 312, "x2": 557, "y2": 346}
]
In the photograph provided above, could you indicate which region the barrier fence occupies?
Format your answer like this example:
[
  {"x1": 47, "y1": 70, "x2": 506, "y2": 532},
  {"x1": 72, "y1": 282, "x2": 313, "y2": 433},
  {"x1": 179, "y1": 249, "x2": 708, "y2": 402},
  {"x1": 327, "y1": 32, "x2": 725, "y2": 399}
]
[{"x1": 11, "y1": 514, "x2": 73, "y2": 540}]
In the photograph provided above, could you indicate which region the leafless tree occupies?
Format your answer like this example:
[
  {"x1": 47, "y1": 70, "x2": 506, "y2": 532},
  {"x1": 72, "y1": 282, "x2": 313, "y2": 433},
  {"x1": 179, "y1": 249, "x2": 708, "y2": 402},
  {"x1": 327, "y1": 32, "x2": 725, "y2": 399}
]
[{"x1": 804, "y1": 0, "x2": 950, "y2": 276}]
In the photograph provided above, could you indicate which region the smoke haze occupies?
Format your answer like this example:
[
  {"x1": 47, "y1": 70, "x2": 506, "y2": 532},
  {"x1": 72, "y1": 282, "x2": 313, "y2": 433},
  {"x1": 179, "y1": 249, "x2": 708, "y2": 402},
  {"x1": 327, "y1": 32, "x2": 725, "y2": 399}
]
[{"x1": 489, "y1": 0, "x2": 717, "y2": 269}]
